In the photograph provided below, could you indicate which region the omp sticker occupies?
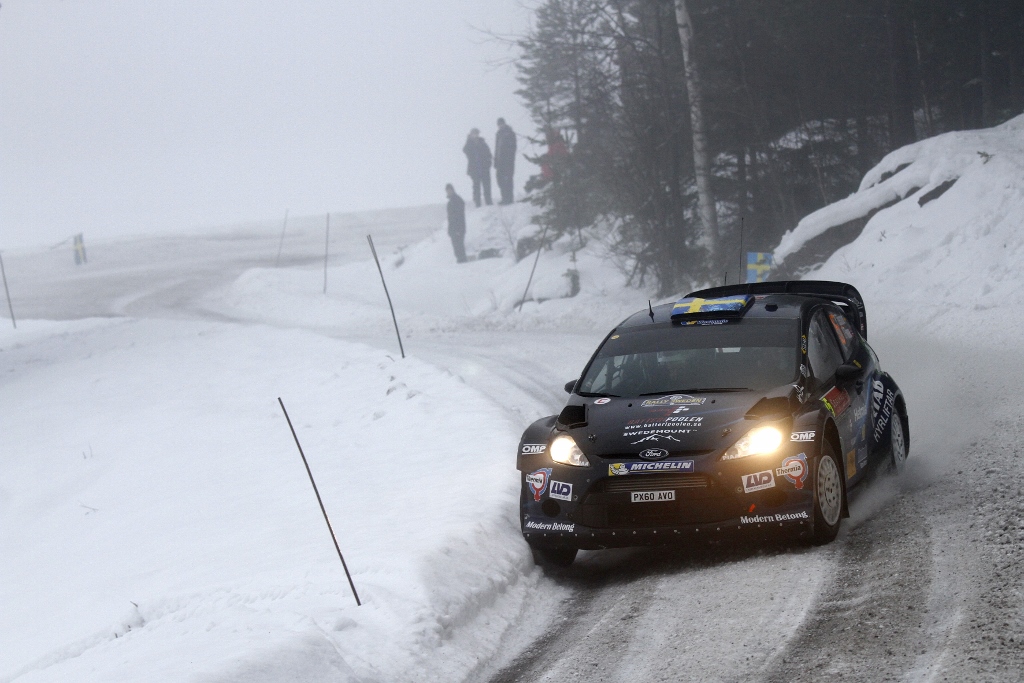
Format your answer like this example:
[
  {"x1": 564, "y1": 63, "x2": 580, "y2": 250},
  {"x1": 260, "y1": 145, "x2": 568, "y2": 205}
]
[
  {"x1": 608, "y1": 460, "x2": 694, "y2": 476},
  {"x1": 521, "y1": 444, "x2": 546, "y2": 455},
  {"x1": 549, "y1": 481, "x2": 572, "y2": 501},
  {"x1": 742, "y1": 470, "x2": 776, "y2": 493},
  {"x1": 526, "y1": 468, "x2": 552, "y2": 501},
  {"x1": 594, "y1": 397, "x2": 611, "y2": 405},
  {"x1": 740, "y1": 510, "x2": 809, "y2": 524},
  {"x1": 846, "y1": 450, "x2": 857, "y2": 479},
  {"x1": 791, "y1": 431, "x2": 816, "y2": 442},
  {"x1": 821, "y1": 386, "x2": 851, "y2": 417},
  {"x1": 640, "y1": 394, "x2": 706, "y2": 408},
  {"x1": 776, "y1": 453, "x2": 808, "y2": 489}
]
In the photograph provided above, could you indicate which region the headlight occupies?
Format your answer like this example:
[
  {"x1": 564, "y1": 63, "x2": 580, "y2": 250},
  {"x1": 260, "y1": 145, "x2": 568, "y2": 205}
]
[
  {"x1": 550, "y1": 434, "x2": 591, "y2": 467},
  {"x1": 721, "y1": 426, "x2": 784, "y2": 461}
]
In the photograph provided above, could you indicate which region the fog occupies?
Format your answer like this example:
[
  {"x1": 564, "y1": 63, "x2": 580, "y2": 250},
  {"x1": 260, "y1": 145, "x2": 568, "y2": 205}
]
[{"x1": 0, "y1": 0, "x2": 532, "y2": 248}]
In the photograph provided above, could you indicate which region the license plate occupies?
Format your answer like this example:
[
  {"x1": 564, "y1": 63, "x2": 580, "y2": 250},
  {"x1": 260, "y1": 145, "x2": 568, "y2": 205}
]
[{"x1": 631, "y1": 490, "x2": 676, "y2": 503}]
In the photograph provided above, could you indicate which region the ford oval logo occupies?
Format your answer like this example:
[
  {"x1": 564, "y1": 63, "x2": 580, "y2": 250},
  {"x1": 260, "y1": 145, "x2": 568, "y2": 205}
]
[{"x1": 639, "y1": 448, "x2": 669, "y2": 460}]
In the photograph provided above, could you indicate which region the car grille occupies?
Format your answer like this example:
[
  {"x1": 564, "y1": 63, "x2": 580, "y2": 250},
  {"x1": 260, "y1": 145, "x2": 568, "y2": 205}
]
[{"x1": 598, "y1": 473, "x2": 710, "y2": 493}]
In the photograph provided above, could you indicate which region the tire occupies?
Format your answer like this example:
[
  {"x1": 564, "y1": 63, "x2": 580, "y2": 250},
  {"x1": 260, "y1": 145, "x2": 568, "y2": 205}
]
[
  {"x1": 888, "y1": 411, "x2": 908, "y2": 473},
  {"x1": 530, "y1": 543, "x2": 578, "y2": 568},
  {"x1": 812, "y1": 441, "x2": 844, "y2": 545}
]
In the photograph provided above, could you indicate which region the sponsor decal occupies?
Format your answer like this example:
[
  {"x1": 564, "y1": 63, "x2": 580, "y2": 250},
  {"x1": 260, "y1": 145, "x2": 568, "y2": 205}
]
[
  {"x1": 625, "y1": 416, "x2": 703, "y2": 427},
  {"x1": 525, "y1": 468, "x2": 552, "y2": 501},
  {"x1": 801, "y1": 335, "x2": 808, "y2": 354},
  {"x1": 549, "y1": 481, "x2": 573, "y2": 501},
  {"x1": 640, "y1": 394, "x2": 706, "y2": 408},
  {"x1": 630, "y1": 433, "x2": 683, "y2": 445},
  {"x1": 740, "y1": 510, "x2": 809, "y2": 524},
  {"x1": 871, "y1": 380, "x2": 885, "y2": 418},
  {"x1": 821, "y1": 386, "x2": 851, "y2": 417},
  {"x1": 852, "y1": 403, "x2": 867, "y2": 424},
  {"x1": 846, "y1": 450, "x2": 857, "y2": 479},
  {"x1": 609, "y1": 460, "x2": 695, "y2": 475},
  {"x1": 521, "y1": 444, "x2": 546, "y2": 455},
  {"x1": 776, "y1": 453, "x2": 808, "y2": 489},
  {"x1": 742, "y1": 470, "x2": 776, "y2": 493},
  {"x1": 594, "y1": 397, "x2": 611, "y2": 405},
  {"x1": 684, "y1": 318, "x2": 730, "y2": 326},
  {"x1": 639, "y1": 448, "x2": 669, "y2": 460},
  {"x1": 872, "y1": 387, "x2": 897, "y2": 442},
  {"x1": 525, "y1": 520, "x2": 575, "y2": 532},
  {"x1": 791, "y1": 430, "x2": 816, "y2": 442},
  {"x1": 800, "y1": 363, "x2": 810, "y2": 377}
]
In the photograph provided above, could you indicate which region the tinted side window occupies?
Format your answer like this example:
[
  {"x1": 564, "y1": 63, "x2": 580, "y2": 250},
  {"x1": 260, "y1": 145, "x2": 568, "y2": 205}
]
[
  {"x1": 807, "y1": 311, "x2": 844, "y2": 381},
  {"x1": 827, "y1": 310, "x2": 857, "y2": 361}
]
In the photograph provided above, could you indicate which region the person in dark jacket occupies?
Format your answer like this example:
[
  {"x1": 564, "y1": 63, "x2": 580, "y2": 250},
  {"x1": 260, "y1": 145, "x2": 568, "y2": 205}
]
[
  {"x1": 462, "y1": 128, "x2": 493, "y2": 207},
  {"x1": 445, "y1": 184, "x2": 467, "y2": 263},
  {"x1": 494, "y1": 118, "x2": 517, "y2": 205}
]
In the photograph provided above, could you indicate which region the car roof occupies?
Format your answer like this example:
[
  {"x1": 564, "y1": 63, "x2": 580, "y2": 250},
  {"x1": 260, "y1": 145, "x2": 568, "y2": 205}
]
[{"x1": 618, "y1": 293, "x2": 821, "y2": 329}]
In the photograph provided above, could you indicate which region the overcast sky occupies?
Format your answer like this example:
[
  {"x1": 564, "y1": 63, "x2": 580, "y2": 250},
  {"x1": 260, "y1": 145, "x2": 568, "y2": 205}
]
[{"x1": 0, "y1": 1, "x2": 533, "y2": 248}]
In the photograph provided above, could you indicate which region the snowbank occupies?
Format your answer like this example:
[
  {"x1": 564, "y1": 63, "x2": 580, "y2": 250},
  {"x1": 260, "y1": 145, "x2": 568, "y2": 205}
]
[
  {"x1": 0, "y1": 318, "x2": 539, "y2": 682},
  {"x1": 773, "y1": 114, "x2": 1024, "y2": 344},
  {"x1": 209, "y1": 202, "x2": 651, "y2": 335}
]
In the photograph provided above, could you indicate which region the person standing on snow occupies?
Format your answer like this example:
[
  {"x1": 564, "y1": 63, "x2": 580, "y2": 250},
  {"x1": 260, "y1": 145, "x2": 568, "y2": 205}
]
[
  {"x1": 494, "y1": 118, "x2": 517, "y2": 205},
  {"x1": 445, "y1": 184, "x2": 468, "y2": 263},
  {"x1": 463, "y1": 128, "x2": 493, "y2": 207}
]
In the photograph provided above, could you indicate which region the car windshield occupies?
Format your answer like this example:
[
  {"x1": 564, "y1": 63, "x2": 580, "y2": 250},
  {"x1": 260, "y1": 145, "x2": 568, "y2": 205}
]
[{"x1": 578, "y1": 318, "x2": 800, "y2": 397}]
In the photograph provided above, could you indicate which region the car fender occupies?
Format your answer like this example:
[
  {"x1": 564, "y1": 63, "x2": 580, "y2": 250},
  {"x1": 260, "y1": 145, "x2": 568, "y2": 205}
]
[{"x1": 517, "y1": 415, "x2": 557, "y2": 472}]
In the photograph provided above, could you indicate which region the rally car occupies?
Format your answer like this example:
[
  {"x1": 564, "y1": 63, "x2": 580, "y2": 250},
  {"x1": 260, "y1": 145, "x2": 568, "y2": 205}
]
[{"x1": 517, "y1": 280, "x2": 909, "y2": 567}]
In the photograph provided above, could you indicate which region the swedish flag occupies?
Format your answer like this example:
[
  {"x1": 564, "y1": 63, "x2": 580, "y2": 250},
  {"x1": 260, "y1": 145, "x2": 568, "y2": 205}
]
[
  {"x1": 746, "y1": 252, "x2": 772, "y2": 283},
  {"x1": 671, "y1": 295, "x2": 753, "y2": 319}
]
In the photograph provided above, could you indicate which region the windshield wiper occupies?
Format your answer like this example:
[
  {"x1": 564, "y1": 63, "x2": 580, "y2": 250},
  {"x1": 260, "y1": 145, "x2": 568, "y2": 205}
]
[
  {"x1": 638, "y1": 387, "x2": 750, "y2": 396},
  {"x1": 577, "y1": 391, "x2": 621, "y2": 398}
]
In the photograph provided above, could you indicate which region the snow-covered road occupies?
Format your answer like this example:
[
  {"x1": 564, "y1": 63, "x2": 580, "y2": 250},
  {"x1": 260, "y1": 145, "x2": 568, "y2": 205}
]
[{"x1": 3, "y1": 216, "x2": 1022, "y2": 682}]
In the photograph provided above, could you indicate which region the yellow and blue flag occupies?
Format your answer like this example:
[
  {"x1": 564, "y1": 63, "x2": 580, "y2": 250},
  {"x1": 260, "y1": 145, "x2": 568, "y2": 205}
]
[{"x1": 746, "y1": 252, "x2": 772, "y2": 283}]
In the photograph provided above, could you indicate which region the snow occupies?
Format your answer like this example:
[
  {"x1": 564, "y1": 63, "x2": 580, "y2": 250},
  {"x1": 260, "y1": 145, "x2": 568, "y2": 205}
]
[
  {"x1": 0, "y1": 201, "x2": 640, "y2": 682},
  {"x1": 774, "y1": 113, "x2": 1024, "y2": 345},
  {"x1": 5, "y1": 110, "x2": 1024, "y2": 681}
]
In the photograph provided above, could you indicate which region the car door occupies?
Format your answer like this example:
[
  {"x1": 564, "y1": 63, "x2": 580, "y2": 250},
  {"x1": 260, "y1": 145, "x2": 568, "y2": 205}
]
[
  {"x1": 825, "y1": 307, "x2": 874, "y2": 479},
  {"x1": 806, "y1": 308, "x2": 864, "y2": 485}
]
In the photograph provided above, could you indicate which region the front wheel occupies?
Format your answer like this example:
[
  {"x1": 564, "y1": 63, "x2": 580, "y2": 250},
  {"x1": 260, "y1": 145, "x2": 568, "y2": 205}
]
[{"x1": 812, "y1": 442, "x2": 844, "y2": 545}]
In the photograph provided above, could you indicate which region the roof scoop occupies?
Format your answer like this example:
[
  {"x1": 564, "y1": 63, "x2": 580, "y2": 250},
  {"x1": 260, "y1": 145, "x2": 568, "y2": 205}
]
[{"x1": 670, "y1": 294, "x2": 754, "y2": 322}]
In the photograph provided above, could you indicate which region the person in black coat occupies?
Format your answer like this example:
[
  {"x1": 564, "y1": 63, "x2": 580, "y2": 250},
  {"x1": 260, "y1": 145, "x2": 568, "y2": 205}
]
[
  {"x1": 494, "y1": 118, "x2": 517, "y2": 205},
  {"x1": 445, "y1": 184, "x2": 467, "y2": 263},
  {"x1": 462, "y1": 128, "x2": 493, "y2": 207}
]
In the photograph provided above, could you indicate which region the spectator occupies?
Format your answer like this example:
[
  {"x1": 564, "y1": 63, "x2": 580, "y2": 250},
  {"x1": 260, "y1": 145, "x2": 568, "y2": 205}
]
[
  {"x1": 463, "y1": 128, "x2": 493, "y2": 207},
  {"x1": 494, "y1": 118, "x2": 517, "y2": 205},
  {"x1": 445, "y1": 184, "x2": 467, "y2": 263}
]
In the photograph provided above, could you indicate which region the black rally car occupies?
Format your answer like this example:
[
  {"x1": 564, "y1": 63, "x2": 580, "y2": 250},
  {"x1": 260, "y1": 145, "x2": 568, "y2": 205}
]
[{"x1": 517, "y1": 281, "x2": 908, "y2": 566}]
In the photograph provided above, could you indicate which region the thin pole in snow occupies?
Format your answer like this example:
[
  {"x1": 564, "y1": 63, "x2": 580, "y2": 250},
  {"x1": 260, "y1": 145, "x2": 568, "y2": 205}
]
[
  {"x1": 517, "y1": 223, "x2": 550, "y2": 312},
  {"x1": 323, "y1": 213, "x2": 330, "y2": 295},
  {"x1": 739, "y1": 216, "x2": 745, "y2": 284},
  {"x1": 274, "y1": 209, "x2": 289, "y2": 267},
  {"x1": 278, "y1": 397, "x2": 361, "y2": 607},
  {"x1": 0, "y1": 252, "x2": 15, "y2": 329},
  {"x1": 366, "y1": 234, "x2": 405, "y2": 358}
]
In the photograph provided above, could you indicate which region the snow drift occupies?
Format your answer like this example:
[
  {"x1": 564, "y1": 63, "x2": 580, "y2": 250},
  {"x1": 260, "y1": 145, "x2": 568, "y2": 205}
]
[{"x1": 774, "y1": 113, "x2": 1024, "y2": 343}]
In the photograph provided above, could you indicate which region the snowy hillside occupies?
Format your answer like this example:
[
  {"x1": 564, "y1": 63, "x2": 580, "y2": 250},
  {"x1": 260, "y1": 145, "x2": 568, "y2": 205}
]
[
  {"x1": 209, "y1": 202, "x2": 649, "y2": 335},
  {"x1": 774, "y1": 113, "x2": 1024, "y2": 343}
]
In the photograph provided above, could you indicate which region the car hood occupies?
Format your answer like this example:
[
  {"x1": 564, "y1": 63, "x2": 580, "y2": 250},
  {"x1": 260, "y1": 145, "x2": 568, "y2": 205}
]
[{"x1": 575, "y1": 390, "x2": 796, "y2": 458}]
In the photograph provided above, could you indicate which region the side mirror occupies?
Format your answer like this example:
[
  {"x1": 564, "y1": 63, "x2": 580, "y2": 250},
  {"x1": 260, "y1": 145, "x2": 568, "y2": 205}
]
[
  {"x1": 564, "y1": 379, "x2": 577, "y2": 394},
  {"x1": 835, "y1": 364, "x2": 860, "y2": 381}
]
